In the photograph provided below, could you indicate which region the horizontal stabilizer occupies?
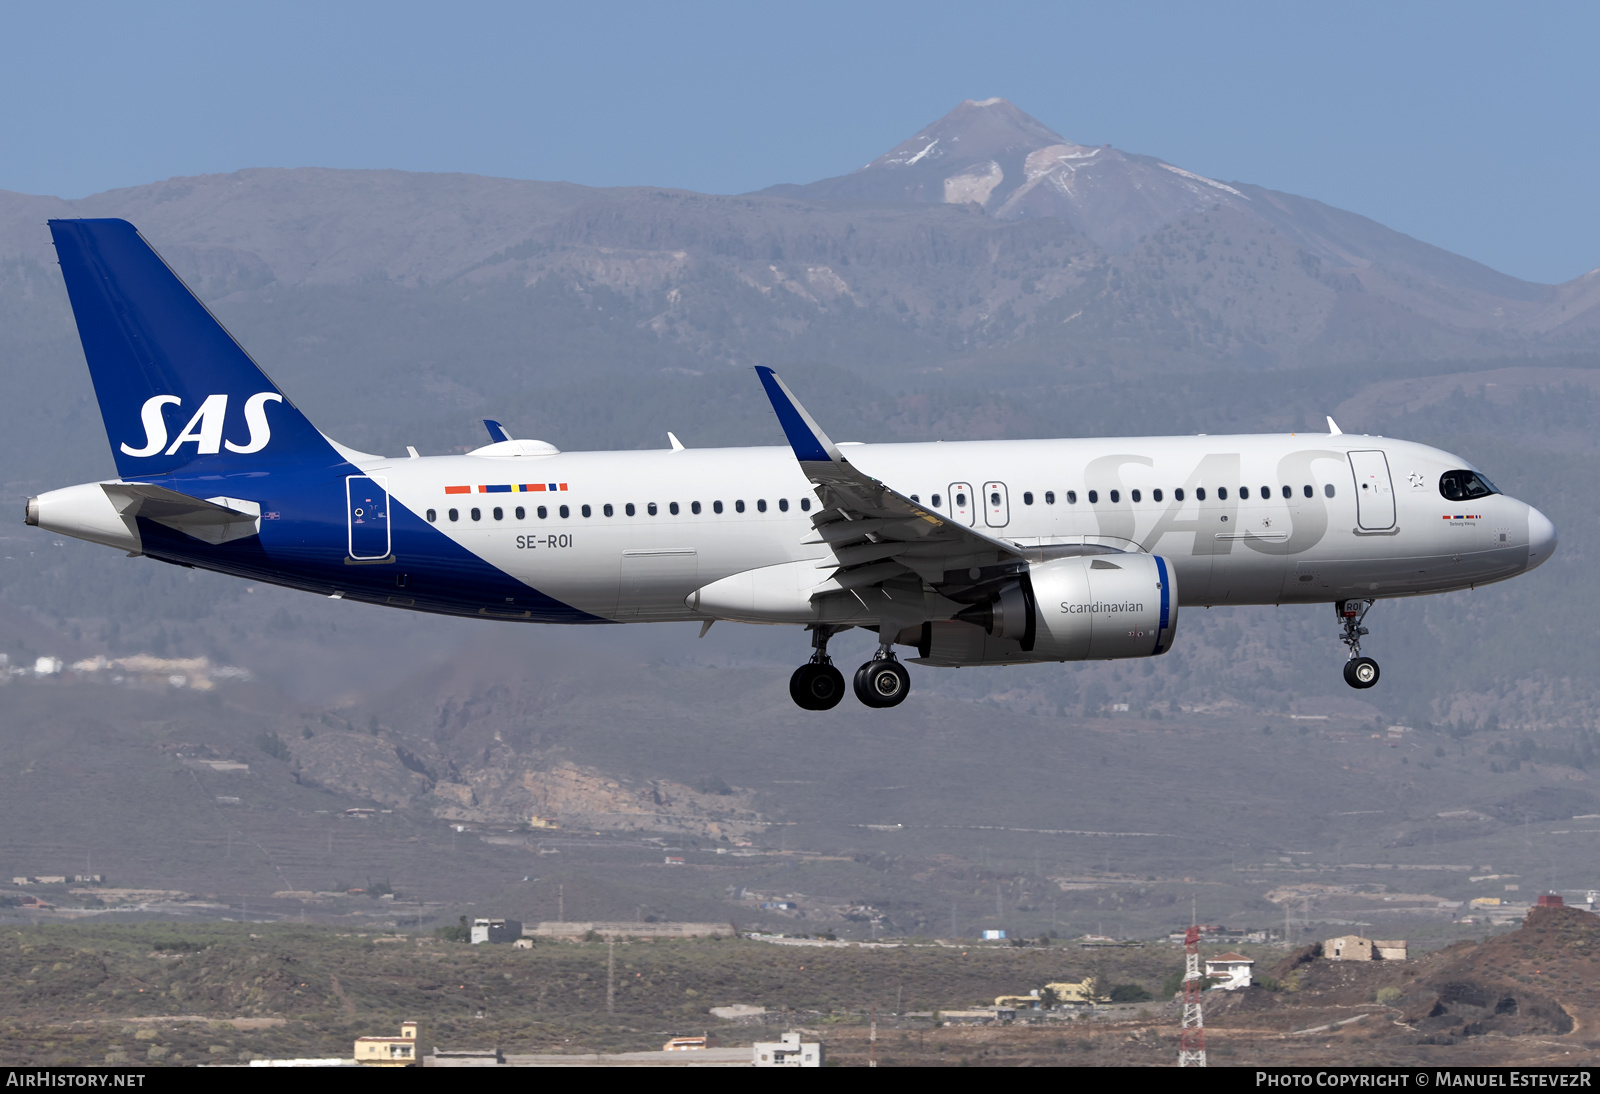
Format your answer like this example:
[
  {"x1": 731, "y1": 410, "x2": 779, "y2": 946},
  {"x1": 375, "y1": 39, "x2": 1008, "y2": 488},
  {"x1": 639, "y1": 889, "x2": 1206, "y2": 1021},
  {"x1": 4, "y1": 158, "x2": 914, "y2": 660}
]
[{"x1": 104, "y1": 482, "x2": 262, "y2": 545}]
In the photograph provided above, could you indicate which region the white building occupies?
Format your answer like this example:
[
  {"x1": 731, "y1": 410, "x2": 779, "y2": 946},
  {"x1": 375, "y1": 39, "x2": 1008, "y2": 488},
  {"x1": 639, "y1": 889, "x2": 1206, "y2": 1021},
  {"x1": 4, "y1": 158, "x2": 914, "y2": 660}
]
[
  {"x1": 1204, "y1": 952, "x2": 1254, "y2": 990},
  {"x1": 753, "y1": 1032, "x2": 823, "y2": 1067}
]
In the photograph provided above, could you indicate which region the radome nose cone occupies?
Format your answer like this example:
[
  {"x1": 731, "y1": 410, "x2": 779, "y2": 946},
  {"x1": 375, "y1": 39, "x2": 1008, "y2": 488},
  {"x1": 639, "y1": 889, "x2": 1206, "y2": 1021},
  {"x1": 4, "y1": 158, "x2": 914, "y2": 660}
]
[{"x1": 1527, "y1": 507, "x2": 1557, "y2": 572}]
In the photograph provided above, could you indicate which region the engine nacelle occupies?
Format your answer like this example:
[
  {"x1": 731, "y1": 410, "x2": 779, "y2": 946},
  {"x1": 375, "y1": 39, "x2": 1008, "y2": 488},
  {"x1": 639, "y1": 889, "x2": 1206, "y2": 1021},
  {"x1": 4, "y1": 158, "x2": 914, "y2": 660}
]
[
  {"x1": 1028, "y1": 553, "x2": 1177, "y2": 660},
  {"x1": 916, "y1": 554, "x2": 1177, "y2": 666}
]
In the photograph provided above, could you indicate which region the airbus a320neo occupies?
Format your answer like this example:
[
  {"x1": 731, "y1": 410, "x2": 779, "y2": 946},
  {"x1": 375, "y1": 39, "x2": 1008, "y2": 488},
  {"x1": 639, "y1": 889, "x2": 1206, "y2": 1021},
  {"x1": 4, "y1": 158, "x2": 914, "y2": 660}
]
[{"x1": 27, "y1": 220, "x2": 1557, "y2": 709}]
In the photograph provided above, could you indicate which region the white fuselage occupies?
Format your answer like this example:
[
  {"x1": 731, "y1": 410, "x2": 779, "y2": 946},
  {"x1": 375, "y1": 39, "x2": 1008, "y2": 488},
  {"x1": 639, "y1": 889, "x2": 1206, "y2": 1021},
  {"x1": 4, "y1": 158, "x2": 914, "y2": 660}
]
[{"x1": 364, "y1": 432, "x2": 1552, "y2": 623}]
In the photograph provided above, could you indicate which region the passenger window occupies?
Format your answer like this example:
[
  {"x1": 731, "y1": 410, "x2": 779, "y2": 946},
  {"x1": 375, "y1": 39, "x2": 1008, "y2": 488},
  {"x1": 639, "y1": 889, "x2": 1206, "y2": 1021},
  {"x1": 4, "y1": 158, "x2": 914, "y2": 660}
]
[
  {"x1": 1217, "y1": 487, "x2": 1227, "y2": 501},
  {"x1": 736, "y1": 500, "x2": 746, "y2": 513},
  {"x1": 603, "y1": 503, "x2": 614, "y2": 517},
  {"x1": 932, "y1": 493, "x2": 942, "y2": 507},
  {"x1": 470, "y1": 508, "x2": 481, "y2": 521},
  {"x1": 1153, "y1": 488, "x2": 1163, "y2": 502},
  {"x1": 757, "y1": 499, "x2": 768, "y2": 512},
  {"x1": 1130, "y1": 489, "x2": 1141, "y2": 503},
  {"x1": 559, "y1": 505, "x2": 570, "y2": 518},
  {"x1": 989, "y1": 491, "x2": 1001, "y2": 507},
  {"x1": 648, "y1": 502, "x2": 658, "y2": 516},
  {"x1": 1324, "y1": 483, "x2": 1335, "y2": 498},
  {"x1": 1260, "y1": 486, "x2": 1270, "y2": 499},
  {"x1": 1066, "y1": 490, "x2": 1077, "y2": 504},
  {"x1": 581, "y1": 504, "x2": 592, "y2": 517},
  {"x1": 1088, "y1": 490, "x2": 1098, "y2": 504},
  {"x1": 493, "y1": 506, "x2": 504, "y2": 520},
  {"x1": 1108, "y1": 489, "x2": 1119, "y2": 503},
  {"x1": 1282, "y1": 484, "x2": 1292, "y2": 499},
  {"x1": 691, "y1": 501, "x2": 702, "y2": 514},
  {"x1": 1196, "y1": 488, "x2": 1206, "y2": 501},
  {"x1": 1045, "y1": 491, "x2": 1055, "y2": 504},
  {"x1": 515, "y1": 506, "x2": 525, "y2": 520},
  {"x1": 1023, "y1": 492, "x2": 1033, "y2": 505},
  {"x1": 426, "y1": 509, "x2": 437, "y2": 522},
  {"x1": 713, "y1": 500, "x2": 724, "y2": 514},
  {"x1": 447, "y1": 508, "x2": 458, "y2": 522},
  {"x1": 910, "y1": 495, "x2": 919, "y2": 503},
  {"x1": 669, "y1": 502, "x2": 680, "y2": 515},
  {"x1": 800, "y1": 498, "x2": 811, "y2": 511},
  {"x1": 625, "y1": 503, "x2": 636, "y2": 516},
  {"x1": 779, "y1": 498, "x2": 789, "y2": 512},
  {"x1": 955, "y1": 492, "x2": 967, "y2": 507},
  {"x1": 1239, "y1": 486, "x2": 1249, "y2": 500},
  {"x1": 537, "y1": 506, "x2": 548, "y2": 519},
  {"x1": 1303, "y1": 484, "x2": 1313, "y2": 498},
  {"x1": 1175, "y1": 488, "x2": 1185, "y2": 502}
]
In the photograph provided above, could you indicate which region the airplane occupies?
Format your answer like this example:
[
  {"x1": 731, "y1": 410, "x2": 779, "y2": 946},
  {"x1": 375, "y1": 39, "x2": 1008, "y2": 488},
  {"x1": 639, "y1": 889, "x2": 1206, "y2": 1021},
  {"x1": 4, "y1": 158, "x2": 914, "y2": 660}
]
[{"x1": 26, "y1": 219, "x2": 1558, "y2": 710}]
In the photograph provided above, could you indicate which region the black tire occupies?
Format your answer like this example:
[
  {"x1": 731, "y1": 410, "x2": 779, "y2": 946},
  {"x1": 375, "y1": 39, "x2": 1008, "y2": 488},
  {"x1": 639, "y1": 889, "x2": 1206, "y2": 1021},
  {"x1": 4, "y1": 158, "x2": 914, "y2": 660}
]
[
  {"x1": 790, "y1": 663, "x2": 845, "y2": 710},
  {"x1": 853, "y1": 659, "x2": 911, "y2": 708},
  {"x1": 1343, "y1": 657, "x2": 1380, "y2": 689}
]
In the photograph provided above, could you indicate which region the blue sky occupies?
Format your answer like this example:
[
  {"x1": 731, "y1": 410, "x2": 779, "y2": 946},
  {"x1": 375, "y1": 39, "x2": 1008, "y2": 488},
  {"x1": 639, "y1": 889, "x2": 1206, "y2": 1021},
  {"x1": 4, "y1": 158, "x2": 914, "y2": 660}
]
[{"x1": 3, "y1": 1, "x2": 1594, "y2": 284}]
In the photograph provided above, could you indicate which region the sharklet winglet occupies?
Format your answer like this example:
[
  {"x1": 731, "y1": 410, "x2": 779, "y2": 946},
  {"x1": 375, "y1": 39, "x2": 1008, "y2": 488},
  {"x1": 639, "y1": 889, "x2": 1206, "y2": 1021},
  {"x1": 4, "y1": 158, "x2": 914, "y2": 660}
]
[{"x1": 754, "y1": 366, "x2": 845, "y2": 465}]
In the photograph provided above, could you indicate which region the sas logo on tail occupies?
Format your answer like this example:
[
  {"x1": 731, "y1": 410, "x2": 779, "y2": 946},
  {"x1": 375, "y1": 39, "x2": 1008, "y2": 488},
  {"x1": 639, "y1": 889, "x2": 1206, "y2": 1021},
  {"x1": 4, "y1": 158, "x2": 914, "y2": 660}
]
[{"x1": 121, "y1": 393, "x2": 283, "y2": 457}]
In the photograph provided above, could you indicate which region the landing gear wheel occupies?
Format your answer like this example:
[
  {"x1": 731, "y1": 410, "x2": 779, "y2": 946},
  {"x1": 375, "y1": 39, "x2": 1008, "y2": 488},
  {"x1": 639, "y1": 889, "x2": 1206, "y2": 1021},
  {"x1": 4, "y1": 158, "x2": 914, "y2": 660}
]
[
  {"x1": 854, "y1": 657, "x2": 911, "y2": 708},
  {"x1": 1334, "y1": 599, "x2": 1379, "y2": 690},
  {"x1": 1343, "y1": 657, "x2": 1380, "y2": 690},
  {"x1": 790, "y1": 663, "x2": 845, "y2": 710}
]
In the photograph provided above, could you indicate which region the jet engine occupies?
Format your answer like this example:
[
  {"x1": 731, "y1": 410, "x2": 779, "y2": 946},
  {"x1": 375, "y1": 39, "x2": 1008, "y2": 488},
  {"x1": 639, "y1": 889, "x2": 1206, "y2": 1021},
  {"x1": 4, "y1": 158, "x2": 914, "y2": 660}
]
[{"x1": 912, "y1": 554, "x2": 1177, "y2": 667}]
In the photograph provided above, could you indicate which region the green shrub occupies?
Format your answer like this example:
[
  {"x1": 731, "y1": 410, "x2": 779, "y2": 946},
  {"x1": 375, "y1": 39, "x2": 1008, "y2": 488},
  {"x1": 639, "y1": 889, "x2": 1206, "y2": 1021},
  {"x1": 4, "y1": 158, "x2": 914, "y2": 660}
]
[
  {"x1": 1107, "y1": 983, "x2": 1152, "y2": 1004},
  {"x1": 434, "y1": 916, "x2": 470, "y2": 943}
]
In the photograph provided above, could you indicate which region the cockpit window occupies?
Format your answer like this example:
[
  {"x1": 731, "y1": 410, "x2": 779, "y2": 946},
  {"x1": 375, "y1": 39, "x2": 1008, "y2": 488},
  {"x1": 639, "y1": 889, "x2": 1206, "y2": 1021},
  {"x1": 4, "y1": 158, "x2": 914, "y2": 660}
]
[{"x1": 1439, "y1": 470, "x2": 1499, "y2": 501}]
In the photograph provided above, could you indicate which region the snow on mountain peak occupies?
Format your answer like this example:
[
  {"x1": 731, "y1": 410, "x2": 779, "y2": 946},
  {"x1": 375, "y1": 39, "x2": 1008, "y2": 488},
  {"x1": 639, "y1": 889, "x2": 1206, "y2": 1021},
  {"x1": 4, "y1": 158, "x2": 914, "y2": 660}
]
[{"x1": 780, "y1": 99, "x2": 1259, "y2": 253}]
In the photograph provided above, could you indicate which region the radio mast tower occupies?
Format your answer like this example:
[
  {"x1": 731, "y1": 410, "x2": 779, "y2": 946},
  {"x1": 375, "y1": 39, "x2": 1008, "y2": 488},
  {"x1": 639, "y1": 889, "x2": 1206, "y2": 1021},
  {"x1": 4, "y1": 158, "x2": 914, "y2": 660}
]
[{"x1": 1178, "y1": 924, "x2": 1207, "y2": 1067}]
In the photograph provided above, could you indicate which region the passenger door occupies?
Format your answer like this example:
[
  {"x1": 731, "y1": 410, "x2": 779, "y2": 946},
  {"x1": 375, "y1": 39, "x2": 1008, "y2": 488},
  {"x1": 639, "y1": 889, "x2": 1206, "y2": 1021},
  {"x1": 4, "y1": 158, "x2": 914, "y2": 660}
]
[
  {"x1": 982, "y1": 481, "x2": 1010, "y2": 528},
  {"x1": 1347, "y1": 451, "x2": 1396, "y2": 530},
  {"x1": 948, "y1": 482, "x2": 975, "y2": 527},
  {"x1": 346, "y1": 476, "x2": 391, "y2": 560}
]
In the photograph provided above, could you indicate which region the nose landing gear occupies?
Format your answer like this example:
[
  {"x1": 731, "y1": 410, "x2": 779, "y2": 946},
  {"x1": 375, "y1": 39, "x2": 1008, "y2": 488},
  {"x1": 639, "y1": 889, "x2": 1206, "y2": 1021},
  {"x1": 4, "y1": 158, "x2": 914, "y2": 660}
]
[
  {"x1": 790, "y1": 624, "x2": 846, "y2": 710},
  {"x1": 1336, "y1": 599, "x2": 1380, "y2": 689}
]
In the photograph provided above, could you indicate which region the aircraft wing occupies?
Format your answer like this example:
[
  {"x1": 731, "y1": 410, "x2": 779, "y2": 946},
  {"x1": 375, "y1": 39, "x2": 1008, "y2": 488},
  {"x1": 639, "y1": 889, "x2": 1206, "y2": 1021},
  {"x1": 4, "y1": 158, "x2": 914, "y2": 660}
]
[
  {"x1": 756, "y1": 367, "x2": 1027, "y2": 588},
  {"x1": 104, "y1": 482, "x2": 263, "y2": 545}
]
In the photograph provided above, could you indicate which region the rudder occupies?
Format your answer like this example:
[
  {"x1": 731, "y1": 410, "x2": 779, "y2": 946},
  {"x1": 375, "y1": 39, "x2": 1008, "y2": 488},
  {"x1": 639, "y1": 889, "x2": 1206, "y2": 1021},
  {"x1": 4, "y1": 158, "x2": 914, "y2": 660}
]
[{"x1": 49, "y1": 218, "x2": 339, "y2": 479}]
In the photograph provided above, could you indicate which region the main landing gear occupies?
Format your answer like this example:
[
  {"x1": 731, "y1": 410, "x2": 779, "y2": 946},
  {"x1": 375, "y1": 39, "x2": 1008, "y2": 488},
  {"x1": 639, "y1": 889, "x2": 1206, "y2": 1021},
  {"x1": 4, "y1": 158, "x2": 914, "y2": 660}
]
[
  {"x1": 789, "y1": 625, "x2": 912, "y2": 710},
  {"x1": 854, "y1": 652, "x2": 911, "y2": 709},
  {"x1": 790, "y1": 625, "x2": 846, "y2": 711},
  {"x1": 1337, "y1": 599, "x2": 1380, "y2": 690}
]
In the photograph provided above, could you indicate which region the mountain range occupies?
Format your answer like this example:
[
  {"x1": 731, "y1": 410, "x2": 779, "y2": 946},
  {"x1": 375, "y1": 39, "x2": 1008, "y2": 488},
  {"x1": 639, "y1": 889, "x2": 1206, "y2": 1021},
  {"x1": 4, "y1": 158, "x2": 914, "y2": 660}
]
[{"x1": 2, "y1": 98, "x2": 1596, "y2": 412}]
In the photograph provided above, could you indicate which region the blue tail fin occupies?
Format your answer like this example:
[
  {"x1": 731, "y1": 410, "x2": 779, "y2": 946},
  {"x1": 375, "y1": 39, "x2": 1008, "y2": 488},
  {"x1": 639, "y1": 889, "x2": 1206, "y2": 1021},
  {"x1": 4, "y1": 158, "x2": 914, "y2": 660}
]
[{"x1": 49, "y1": 218, "x2": 342, "y2": 479}]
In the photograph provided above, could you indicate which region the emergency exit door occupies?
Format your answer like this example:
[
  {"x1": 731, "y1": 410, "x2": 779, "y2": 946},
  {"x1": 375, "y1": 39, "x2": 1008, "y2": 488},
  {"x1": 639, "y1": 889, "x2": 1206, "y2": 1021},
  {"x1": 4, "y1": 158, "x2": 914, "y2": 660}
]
[
  {"x1": 1347, "y1": 451, "x2": 1395, "y2": 530},
  {"x1": 947, "y1": 482, "x2": 975, "y2": 526},
  {"x1": 346, "y1": 475, "x2": 391, "y2": 559},
  {"x1": 982, "y1": 481, "x2": 1010, "y2": 528}
]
